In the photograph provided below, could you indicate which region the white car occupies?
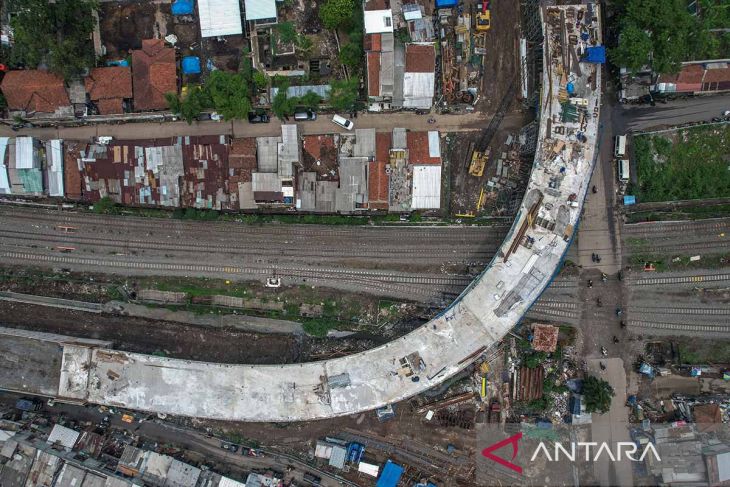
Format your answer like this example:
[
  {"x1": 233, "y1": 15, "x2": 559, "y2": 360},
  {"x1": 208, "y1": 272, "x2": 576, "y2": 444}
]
[{"x1": 332, "y1": 114, "x2": 354, "y2": 130}]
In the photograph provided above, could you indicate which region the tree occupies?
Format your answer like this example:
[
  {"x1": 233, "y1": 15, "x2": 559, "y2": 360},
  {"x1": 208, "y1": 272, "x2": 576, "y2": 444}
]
[
  {"x1": 328, "y1": 78, "x2": 359, "y2": 111},
  {"x1": 206, "y1": 71, "x2": 252, "y2": 120},
  {"x1": 300, "y1": 91, "x2": 322, "y2": 109},
  {"x1": 319, "y1": 0, "x2": 356, "y2": 30},
  {"x1": 253, "y1": 71, "x2": 269, "y2": 90},
  {"x1": 583, "y1": 376, "x2": 614, "y2": 414},
  {"x1": 339, "y1": 42, "x2": 363, "y2": 68},
  {"x1": 610, "y1": 0, "x2": 711, "y2": 74},
  {"x1": 8, "y1": 0, "x2": 97, "y2": 80}
]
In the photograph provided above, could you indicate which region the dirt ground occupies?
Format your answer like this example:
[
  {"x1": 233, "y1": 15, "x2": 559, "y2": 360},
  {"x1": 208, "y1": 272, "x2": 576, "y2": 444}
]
[
  {"x1": 99, "y1": 1, "x2": 173, "y2": 58},
  {"x1": 0, "y1": 301, "x2": 302, "y2": 364}
]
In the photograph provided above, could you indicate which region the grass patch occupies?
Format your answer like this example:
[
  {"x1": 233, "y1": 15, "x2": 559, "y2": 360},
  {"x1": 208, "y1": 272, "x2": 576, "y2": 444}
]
[
  {"x1": 633, "y1": 125, "x2": 730, "y2": 202},
  {"x1": 679, "y1": 342, "x2": 730, "y2": 364},
  {"x1": 626, "y1": 204, "x2": 730, "y2": 223},
  {"x1": 154, "y1": 278, "x2": 249, "y2": 299},
  {"x1": 629, "y1": 252, "x2": 730, "y2": 272}
]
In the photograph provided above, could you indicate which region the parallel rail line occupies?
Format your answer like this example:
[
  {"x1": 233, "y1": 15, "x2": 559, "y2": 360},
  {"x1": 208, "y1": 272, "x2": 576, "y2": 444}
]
[{"x1": 627, "y1": 319, "x2": 730, "y2": 334}]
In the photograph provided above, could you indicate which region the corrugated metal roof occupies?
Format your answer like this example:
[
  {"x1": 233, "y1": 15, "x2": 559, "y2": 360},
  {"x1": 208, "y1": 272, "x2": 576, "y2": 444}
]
[
  {"x1": 411, "y1": 165, "x2": 441, "y2": 209},
  {"x1": 270, "y1": 84, "x2": 331, "y2": 99},
  {"x1": 199, "y1": 0, "x2": 243, "y2": 37},
  {"x1": 46, "y1": 139, "x2": 64, "y2": 197},
  {"x1": 47, "y1": 424, "x2": 80, "y2": 449},
  {"x1": 256, "y1": 137, "x2": 280, "y2": 173},
  {"x1": 252, "y1": 172, "x2": 281, "y2": 192},
  {"x1": 15, "y1": 137, "x2": 37, "y2": 169},
  {"x1": 244, "y1": 0, "x2": 277, "y2": 21},
  {"x1": 165, "y1": 459, "x2": 201, "y2": 487},
  {"x1": 218, "y1": 477, "x2": 247, "y2": 487},
  {"x1": 55, "y1": 463, "x2": 87, "y2": 487},
  {"x1": 403, "y1": 72, "x2": 434, "y2": 108},
  {"x1": 278, "y1": 124, "x2": 299, "y2": 179},
  {"x1": 428, "y1": 131, "x2": 440, "y2": 158},
  {"x1": 392, "y1": 128, "x2": 407, "y2": 149},
  {"x1": 0, "y1": 137, "x2": 9, "y2": 194},
  {"x1": 328, "y1": 445, "x2": 347, "y2": 469},
  {"x1": 354, "y1": 129, "x2": 376, "y2": 158}
]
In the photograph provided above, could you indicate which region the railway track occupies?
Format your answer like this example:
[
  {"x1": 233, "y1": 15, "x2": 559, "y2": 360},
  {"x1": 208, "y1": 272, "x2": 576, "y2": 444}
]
[
  {"x1": 623, "y1": 219, "x2": 729, "y2": 238},
  {"x1": 629, "y1": 306, "x2": 730, "y2": 316},
  {"x1": 628, "y1": 273, "x2": 730, "y2": 287},
  {"x1": 624, "y1": 239, "x2": 729, "y2": 254},
  {"x1": 627, "y1": 319, "x2": 730, "y2": 335},
  {"x1": 0, "y1": 208, "x2": 508, "y2": 241},
  {"x1": 0, "y1": 228, "x2": 497, "y2": 260}
]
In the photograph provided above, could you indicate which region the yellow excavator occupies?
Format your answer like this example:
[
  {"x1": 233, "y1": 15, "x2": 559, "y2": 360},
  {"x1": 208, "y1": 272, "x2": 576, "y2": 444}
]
[
  {"x1": 476, "y1": 0, "x2": 491, "y2": 31},
  {"x1": 468, "y1": 148, "x2": 490, "y2": 177}
]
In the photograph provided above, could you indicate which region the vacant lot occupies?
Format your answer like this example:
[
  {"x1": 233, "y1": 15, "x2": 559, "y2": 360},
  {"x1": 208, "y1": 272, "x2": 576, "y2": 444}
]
[{"x1": 632, "y1": 124, "x2": 730, "y2": 202}]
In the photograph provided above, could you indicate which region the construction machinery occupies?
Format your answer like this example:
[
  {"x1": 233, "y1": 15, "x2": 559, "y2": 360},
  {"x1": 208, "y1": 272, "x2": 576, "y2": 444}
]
[
  {"x1": 476, "y1": 0, "x2": 491, "y2": 31},
  {"x1": 468, "y1": 148, "x2": 490, "y2": 177}
]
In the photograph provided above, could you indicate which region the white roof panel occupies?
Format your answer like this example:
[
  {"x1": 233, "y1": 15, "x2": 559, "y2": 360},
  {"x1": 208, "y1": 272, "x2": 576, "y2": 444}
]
[
  {"x1": 364, "y1": 9, "x2": 394, "y2": 33},
  {"x1": 47, "y1": 424, "x2": 80, "y2": 449},
  {"x1": 428, "y1": 131, "x2": 440, "y2": 158},
  {"x1": 15, "y1": 136, "x2": 36, "y2": 169},
  {"x1": 244, "y1": 0, "x2": 277, "y2": 21},
  {"x1": 199, "y1": 0, "x2": 243, "y2": 37},
  {"x1": 411, "y1": 165, "x2": 441, "y2": 209},
  {"x1": 218, "y1": 477, "x2": 247, "y2": 487}
]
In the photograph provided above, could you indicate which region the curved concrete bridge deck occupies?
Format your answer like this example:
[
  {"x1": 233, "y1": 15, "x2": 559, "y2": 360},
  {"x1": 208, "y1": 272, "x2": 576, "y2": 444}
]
[{"x1": 2, "y1": 4, "x2": 603, "y2": 421}]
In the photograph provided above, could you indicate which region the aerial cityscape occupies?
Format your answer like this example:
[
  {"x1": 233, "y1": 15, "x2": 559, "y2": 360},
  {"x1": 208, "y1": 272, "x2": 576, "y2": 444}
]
[{"x1": 0, "y1": 0, "x2": 729, "y2": 486}]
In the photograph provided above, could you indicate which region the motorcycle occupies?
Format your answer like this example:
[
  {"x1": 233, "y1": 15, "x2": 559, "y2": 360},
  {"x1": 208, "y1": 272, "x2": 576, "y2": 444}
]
[
  {"x1": 616, "y1": 307, "x2": 623, "y2": 317},
  {"x1": 596, "y1": 298, "x2": 602, "y2": 307},
  {"x1": 587, "y1": 279, "x2": 593, "y2": 288},
  {"x1": 427, "y1": 118, "x2": 436, "y2": 124},
  {"x1": 613, "y1": 336, "x2": 619, "y2": 344},
  {"x1": 599, "y1": 361, "x2": 607, "y2": 370},
  {"x1": 601, "y1": 346, "x2": 608, "y2": 356},
  {"x1": 601, "y1": 272, "x2": 608, "y2": 282},
  {"x1": 592, "y1": 185, "x2": 597, "y2": 194}
]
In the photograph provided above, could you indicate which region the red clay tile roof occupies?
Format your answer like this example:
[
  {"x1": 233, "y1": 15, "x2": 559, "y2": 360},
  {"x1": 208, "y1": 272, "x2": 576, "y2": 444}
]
[
  {"x1": 302, "y1": 135, "x2": 337, "y2": 165},
  {"x1": 364, "y1": 33, "x2": 382, "y2": 52},
  {"x1": 702, "y1": 67, "x2": 730, "y2": 83},
  {"x1": 364, "y1": 0, "x2": 389, "y2": 11},
  {"x1": 85, "y1": 67, "x2": 133, "y2": 114},
  {"x1": 678, "y1": 64, "x2": 704, "y2": 84},
  {"x1": 405, "y1": 44, "x2": 435, "y2": 73},
  {"x1": 132, "y1": 39, "x2": 177, "y2": 111},
  {"x1": 406, "y1": 131, "x2": 440, "y2": 164},
  {"x1": 531, "y1": 323, "x2": 559, "y2": 352},
  {"x1": 0, "y1": 70, "x2": 70, "y2": 113},
  {"x1": 368, "y1": 132, "x2": 391, "y2": 207},
  {"x1": 367, "y1": 52, "x2": 381, "y2": 97}
]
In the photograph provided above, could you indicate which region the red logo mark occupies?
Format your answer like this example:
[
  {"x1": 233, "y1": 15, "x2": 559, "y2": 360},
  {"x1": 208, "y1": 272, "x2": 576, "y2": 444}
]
[{"x1": 481, "y1": 432, "x2": 523, "y2": 474}]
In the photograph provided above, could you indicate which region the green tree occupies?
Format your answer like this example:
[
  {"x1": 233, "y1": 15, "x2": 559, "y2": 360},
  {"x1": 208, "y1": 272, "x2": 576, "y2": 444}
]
[
  {"x1": 206, "y1": 71, "x2": 252, "y2": 120},
  {"x1": 8, "y1": 0, "x2": 97, "y2": 80},
  {"x1": 610, "y1": 0, "x2": 711, "y2": 74},
  {"x1": 253, "y1": 71, "x2": 269, "y2": 90},
  {"x1": 583, "y1": 376, "x2": 614, "y2": 414},
  {"x1": 328, "y1": 78, "x2": 359, "y2": 111},
  {"x1": 300, "y1": 91, "x2": 322, "y2": 109},
  {"x1": 608, "y1": 24, "x2": 652, "y2": 73},
  {"x1": 339, "y1": 42, "x2": 363, "y2": 68},
  {"x1": 319, "y1": 0, "x2": 356, "y2": 30}
]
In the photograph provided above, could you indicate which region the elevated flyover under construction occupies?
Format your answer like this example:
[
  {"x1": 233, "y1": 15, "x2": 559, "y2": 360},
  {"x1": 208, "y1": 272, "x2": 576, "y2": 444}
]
[{"x1": 0, "y1": 4, "x2": 603, "y2": 421}]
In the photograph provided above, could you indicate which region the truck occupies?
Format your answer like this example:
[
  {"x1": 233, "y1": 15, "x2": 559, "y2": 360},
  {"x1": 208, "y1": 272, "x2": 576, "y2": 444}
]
[{"x1": 15, "y1": 398, "x2": 42, "y2": 412}]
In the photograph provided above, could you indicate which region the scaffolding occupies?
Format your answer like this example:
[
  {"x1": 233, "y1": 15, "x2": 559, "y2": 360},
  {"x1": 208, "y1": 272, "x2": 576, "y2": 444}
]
[{"x1": 520, "y1": 0, "x2": 544, "y2": 111}]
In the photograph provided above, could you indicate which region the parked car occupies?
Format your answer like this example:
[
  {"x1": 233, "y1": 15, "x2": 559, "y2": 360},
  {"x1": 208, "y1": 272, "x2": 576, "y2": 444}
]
[
  {"x1": 248, "y1": 111, "x2": 270, "y2": 123},
  {"x1": 332, "y1": 114, "x2": 354, "y2": 130},
  {"x1": 220, "y1": 441, "x2": 239, "y2": 453},
  {"x1": 294, "y1": 109, "x2": 317, "y2": 121}
]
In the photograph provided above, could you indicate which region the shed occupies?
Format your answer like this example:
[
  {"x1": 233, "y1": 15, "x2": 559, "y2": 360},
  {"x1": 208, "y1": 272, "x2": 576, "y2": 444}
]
[
  {"x1": 623, "y1": 195, "x2": 636, "y2": 206},
  {"x1": 182, "y1": 57, "x2": 201, "y2": 75},
  {"x1": 46, "y1": 139, "x2": 64, "y2": 197},
  {"x1": 47, "y1": 424, "x2": 80, "y2": 450},
  {"x1": 198, "y1": 0, "x2": 243, "y2": 37},
  {"x1": 411, "y1": 165, "x2": 441, "y2": 209},
  {"x1": 244, "y1": 0, "x2": 277, "y2": 22},
  {"x1": 358, "y1": 461, "x2": 380, "y2": 477},
  {"x1": 329, "y1": 445, "x2": 347, "y2": 469},
  {"x1": 376, "y1": 460, "x2": 403, "y2": 487}
]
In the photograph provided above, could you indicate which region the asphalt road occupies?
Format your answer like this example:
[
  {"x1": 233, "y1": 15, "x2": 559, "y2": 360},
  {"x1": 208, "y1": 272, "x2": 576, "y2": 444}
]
[
  {"x1": 0, "y1": 111, "x2": 488, "y2": 140},
  {"x1": 0, "y1": 206, "x2": 508, "y2": 303},
  {"x1": 615, "y1": 93, "x2": 730, "y2": 132}
]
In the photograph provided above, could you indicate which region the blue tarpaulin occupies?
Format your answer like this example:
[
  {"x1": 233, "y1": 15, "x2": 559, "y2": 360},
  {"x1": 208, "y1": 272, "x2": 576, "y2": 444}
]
[
  {"x1": 172, "y1": 0, "x2": 194, "y2": 15},
  {"x1": 376, "y1": 461, "x2": 404, "y2": 487},
  {"x1": 584, "y1": 46, "x2": 606, "y2": 64},
  {"x1": 106, "y1": 59, "x2": 129, "y2": 67},
  {"x1": 182, "y1": 56, "x2": 201, "y2": 74},
  {"x1": 435, "y1": 0, "x2": 458, "y2": 8},
  {"x1": 623, "y1": 195, "x2": 636, "y2": 206}
]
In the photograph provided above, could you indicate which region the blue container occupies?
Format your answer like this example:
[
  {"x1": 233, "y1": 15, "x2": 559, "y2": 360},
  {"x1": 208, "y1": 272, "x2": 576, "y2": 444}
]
[{"x1": 182, "y1": 56, "x2": 201, "y2": 74}]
